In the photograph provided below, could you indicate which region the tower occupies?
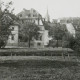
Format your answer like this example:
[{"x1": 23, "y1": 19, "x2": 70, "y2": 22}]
[
  {"x1": 0, "y1": 0, "x2": 1, "y2": 30},
  {"x1": 0, "y1": 0, "x2": 1, "y2": 9},
  {"x1": 0, "y1": 0, "x2": 1, "y2": 13},
  {"x1": 45, "y1": 7, "x2": 50, "y2": 22}
]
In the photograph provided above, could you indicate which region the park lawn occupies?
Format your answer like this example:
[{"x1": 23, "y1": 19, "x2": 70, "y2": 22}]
[{"x1": 0, "y1": 60, "x2": 80, "y2": 80}]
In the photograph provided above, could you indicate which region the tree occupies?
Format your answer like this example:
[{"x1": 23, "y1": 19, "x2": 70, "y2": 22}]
[
  {"x1": 43, "y1": 22, "x2": 67, "y2": 47},
  {"x1": 63, "y1": 32, "x2": 76, "y2": 48},
  {"x1": 49, "y1": 23, "x2": 65, "y2": 47},
  {"x1": 54, "y1": 28, "x2": 65, "y2": 47},
  {"x1": 19, "y1": 22, "x2": 40, "y2": 48},
  {"x1": 73, "y1": 31, "x2": 80, "y2": 52},
  {"x1": 0, "y1": 1, "x2": 15, "y2": 48}
]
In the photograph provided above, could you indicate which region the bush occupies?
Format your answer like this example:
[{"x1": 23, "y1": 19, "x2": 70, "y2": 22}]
[{"x1": 0, "y1": 40, "x2": 5, "y2": 48}]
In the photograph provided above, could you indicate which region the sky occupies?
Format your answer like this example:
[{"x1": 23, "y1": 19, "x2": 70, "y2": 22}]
[{"x1": 2, "y1": 0, "x2": 80, "y2": 21}]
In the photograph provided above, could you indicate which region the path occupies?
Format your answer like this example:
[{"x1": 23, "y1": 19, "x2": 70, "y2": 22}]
[{"x1": 0, "y1": 56, "x2": 78, "y2": 62}]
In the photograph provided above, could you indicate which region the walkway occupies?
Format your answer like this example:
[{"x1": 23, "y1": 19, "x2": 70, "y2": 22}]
[{"x1": 0, "y1": 56, "x2": 78, "y2": 62}]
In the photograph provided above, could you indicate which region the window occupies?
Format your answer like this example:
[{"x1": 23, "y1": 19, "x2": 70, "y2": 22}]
[
  {"x1": 40, "y1": 36, "x2": 42, "y2": 40},
  {"x1": 28, "y1": 14, "x2": 31, "y2": 17},
  {"x1": 33, "y1": 10, "x2": 35, "y2": 12},
  {"x1": 12, "y1": 27, "x2": 14, "y2": 30},
  {"x1": 37, "y1": 43, "x2": 41, "y2": 46},
  {"x1": 11, "y1": 35, "x2": 14, "y2": 40},
  {"x1": 22, "y1": 20, "x2": 24, "y2": 23},
  {"x1": 33, "y1": 14, "x2": 37, "y2": 17},
  {"x1": 19, "y1": 14, "x2": 22, "y2": 17}
]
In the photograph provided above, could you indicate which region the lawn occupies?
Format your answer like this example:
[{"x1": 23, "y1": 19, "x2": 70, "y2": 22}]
[{"x1": 0, "y1": 60, "x2": 80, "y2": 80}]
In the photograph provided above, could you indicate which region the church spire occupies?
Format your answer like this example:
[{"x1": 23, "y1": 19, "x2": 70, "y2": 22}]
[
  {"x1": 0, "y1": 0, "x2": 1, "y2": 11},
  {"x1": 45, "y1": 7, "x2": 50, "y2": 22},
  {"x1": 0, "y1": 0, "x2": 1, "y2": 14}
]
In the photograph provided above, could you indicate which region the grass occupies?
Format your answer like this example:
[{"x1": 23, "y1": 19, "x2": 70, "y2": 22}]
[
  {"x1": 0, "y1": 60, "x2": 80, "y2": 80},
  {"x1": 0, "y1": 48, "x2": 77, "y2": 80}
]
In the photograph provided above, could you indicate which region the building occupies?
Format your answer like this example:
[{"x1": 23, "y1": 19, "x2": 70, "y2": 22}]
[
  {"x1": 52, "y1": 19, "x2": 58, "y2": 23},
  {"x1": 52, "y1": 18, "x2": 76, "y2": 37},
  {"x1": 17, "y1": 8, "x2": 51, "y2": 48},
  {"x1": 33, "y1": 18, "x2": 51, "y2": 48},
  {"x1": 5, "y1": 21, "x2": 19, "y2": 48}
]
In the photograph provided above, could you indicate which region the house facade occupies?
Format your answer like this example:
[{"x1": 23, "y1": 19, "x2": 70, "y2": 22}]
[
  {"x1": 17, "y1": 8, "x2": 41, "y2": 19},
  {"x1": 17, "y1": 8, "x2": 51, "y2": 48},
  {"x1": 33, "y1": 18, "x2": 51, "y2": 48},
  {"x1": 5, "y1": 22, "x2": 19, "y2": 48},
  {"x1": 5, "y1": 8, "x2": 51, "y2": 48}
]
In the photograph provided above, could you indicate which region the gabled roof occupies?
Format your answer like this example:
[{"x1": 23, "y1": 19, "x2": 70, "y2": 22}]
[
  {"x1": 17, "y1": 8, "x2": 30, "y2": 16},
  {"x1": 16, "y1": 8, "x2": 41, "y2": 19},
  {"x1": 2, "y1": 11, "x2": 19, "y2": 27}
]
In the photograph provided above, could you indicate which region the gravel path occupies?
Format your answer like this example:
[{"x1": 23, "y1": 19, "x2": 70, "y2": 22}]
[{"x1": 0, "y1": 56, "x2": 78, "y2": 62}]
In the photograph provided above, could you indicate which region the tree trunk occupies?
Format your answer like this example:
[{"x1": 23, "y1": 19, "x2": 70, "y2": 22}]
[
  {"x1": 57, "y1": 39, "x2": 58, "y2": 47},
  {"x1": 28, "y1": 38, "x2": 30, "y2": 48},
  {"x1": 28, "y1": 33, "x2": 31, "y2": 48}
]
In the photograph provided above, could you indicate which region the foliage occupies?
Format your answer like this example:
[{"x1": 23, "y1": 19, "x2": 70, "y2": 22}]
[
  {"x1": 54, "y1": 25, "x2": 65, "y2": 40},
  {"x1": 44, "y1": 18, "x2": 80, "y2": 49},
  {"x1": 52, "y1": 24, "x2": 66, "y2": 47},
  {"x1": 73, "y1": 32, "x2": 80, "y2": 52},
  {"x1": 0, "y1": 1, "x2": 15, "y2": 48},
  {"x1": 43, "y1": 22, "x2": 55, "y2": 37},
  {"x1": 19, "y1": 22, "x2": 40, "y2": 47}
]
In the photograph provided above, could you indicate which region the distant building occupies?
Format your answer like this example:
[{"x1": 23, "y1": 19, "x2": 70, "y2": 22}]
[
  {"x1": 52, "y1": 19, "x2": 58, "y2": 23},
  {"x1": 65, "y1": 23, "x2": 75, "y2": 37},
  {"x1": 52, "y1": 18, "x2": 76, "y2": 37}
]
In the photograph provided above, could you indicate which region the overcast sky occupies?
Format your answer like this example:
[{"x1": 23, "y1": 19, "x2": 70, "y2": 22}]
[{"x1": 2, "y1": 0, "x2": 80, "y2": 21}]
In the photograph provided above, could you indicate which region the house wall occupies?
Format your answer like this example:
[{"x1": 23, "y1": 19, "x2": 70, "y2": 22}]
[
  {"x1": 17, "y1": 8, "x2": 51, "y2": 48},
  {"x1": 6, "y1": 25, "x2": 19, "y2": 47},
  {"x1": 42, "y1": 30, "x2": 52, "y2": 46},
  {"x1": 34, "y1": 19, "x2": 51, "y2": 47},
  {"x1": 17, "y1": 8, "x2": 39, "y2": 19}
]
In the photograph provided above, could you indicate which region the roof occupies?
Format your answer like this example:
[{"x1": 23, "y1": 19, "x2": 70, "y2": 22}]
[
  {"x1": 17, "y1": 8, "x2": 30, "y2": 16},
  {"x1": 16, "y1": 8, "x2": 41, "y2": 19}
]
